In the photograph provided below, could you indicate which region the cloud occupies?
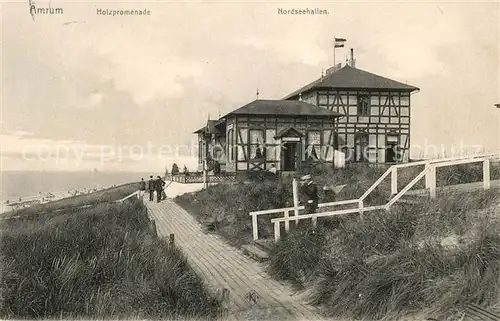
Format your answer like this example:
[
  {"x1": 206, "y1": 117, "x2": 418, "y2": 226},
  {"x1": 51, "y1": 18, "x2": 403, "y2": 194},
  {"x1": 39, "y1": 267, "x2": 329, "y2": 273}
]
[
  {"x1": 0, "y1": 133, "x2": 198, "y2": 172},
  {"x1": 13, "y1": 130, "x2": 35, "y2": 139},
  {"x1": 238, "y1": 33, "x2": 327, "y2": 66},
  {"x1": 88, "y1": 92, "x2": 103, "y2": 107}
]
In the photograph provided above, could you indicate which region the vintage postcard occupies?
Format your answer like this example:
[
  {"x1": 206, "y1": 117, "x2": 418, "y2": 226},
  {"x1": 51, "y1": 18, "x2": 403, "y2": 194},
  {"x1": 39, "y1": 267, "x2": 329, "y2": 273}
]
[{"x1": 1, "y1": 1, "x2": 499, "y2": 320}]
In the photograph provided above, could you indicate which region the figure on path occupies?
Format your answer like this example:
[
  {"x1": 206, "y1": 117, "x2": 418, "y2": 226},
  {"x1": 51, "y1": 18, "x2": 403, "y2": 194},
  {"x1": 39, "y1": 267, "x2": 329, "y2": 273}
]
[
  {"x1": 300, "y1": 174, "x2": 318, "y2": 214},
  {"x1": 148, "y1": 175, "x2": 155, "y2": 202},
  {"x1": 139, "y1": 178, "x2": 146, "y2": 199},
  {"x1": 156, "y1": 175, "x2": 165, "y2": 203}
]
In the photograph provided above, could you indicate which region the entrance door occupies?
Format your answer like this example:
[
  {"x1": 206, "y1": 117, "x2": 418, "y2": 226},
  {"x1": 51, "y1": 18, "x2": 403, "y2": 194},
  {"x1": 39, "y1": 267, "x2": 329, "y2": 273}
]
[
  {"x1": 385, "y1": 135, "x2": 399, "y2": 163},
  {"x1": 385, "y1": 144, "x2": 396, "y2": 163},
  {"x1": 282, "y1": 142, "x2": 299, "y2": 171}
]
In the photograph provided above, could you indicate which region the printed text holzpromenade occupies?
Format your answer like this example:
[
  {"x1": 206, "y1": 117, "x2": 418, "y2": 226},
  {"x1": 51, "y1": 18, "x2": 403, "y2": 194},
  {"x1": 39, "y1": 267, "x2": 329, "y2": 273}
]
[{"x1": 96, "y1": 8, "x2": 151, "y2": 16}]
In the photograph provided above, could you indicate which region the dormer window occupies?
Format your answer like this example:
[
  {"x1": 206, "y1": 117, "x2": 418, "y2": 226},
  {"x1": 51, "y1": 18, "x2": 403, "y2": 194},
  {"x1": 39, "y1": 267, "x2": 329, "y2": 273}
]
[{"x1": 357, "y1": 94, "x2": 370, "y2": 116}]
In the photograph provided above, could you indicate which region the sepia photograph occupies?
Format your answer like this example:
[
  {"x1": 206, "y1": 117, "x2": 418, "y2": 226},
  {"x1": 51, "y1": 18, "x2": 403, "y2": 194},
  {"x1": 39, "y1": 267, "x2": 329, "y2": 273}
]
[{"x1": 1, "y1": 1, "x2": 499, "y2": 320}]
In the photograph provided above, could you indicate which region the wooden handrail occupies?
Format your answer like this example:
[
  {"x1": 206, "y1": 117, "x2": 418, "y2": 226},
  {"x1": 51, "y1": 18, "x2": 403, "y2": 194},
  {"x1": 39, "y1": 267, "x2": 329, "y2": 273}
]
[
  {"x1": 384, "y1": 165, "x2": 432, "y2": 209},
  {"x1": 248, "y1": 199, "x2": 359, "y2": 217},
  {"x1": 359, "y1": 167, "x2": 393, "y2": 201},
  {"x1": 254, "y1": 151, "x2": 500, "y2": 241},
  {"x1": 393, "y1": 151, "x2": 500, "y2": 168},
  {"x1": 271, "y1": 205, "x2": 385, "y2": 223},
  {"x1": 115, "y1": 191, "x2": 139, "y2": 203}
]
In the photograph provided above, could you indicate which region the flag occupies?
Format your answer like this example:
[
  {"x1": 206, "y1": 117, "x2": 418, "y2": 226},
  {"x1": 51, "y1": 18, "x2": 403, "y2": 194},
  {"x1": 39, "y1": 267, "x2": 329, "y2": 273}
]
[{"x1": 334, "y1": 37, "x2": 346, "y2": 48}]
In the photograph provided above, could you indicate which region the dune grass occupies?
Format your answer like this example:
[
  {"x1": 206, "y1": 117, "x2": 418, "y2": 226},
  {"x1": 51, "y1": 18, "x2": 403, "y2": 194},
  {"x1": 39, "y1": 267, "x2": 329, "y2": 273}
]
[
  {"x1": 3, "y1": 182, "x2": 140, "y2": 219},
  {"x1": 268, "y1": 189, "x2": 500, "y2": 320},
  {"x1": 175, "y1": 161, "x2": 500, "y2": 319},
  {"x1": 175, "y1": 161, "x2": 500, "y2": 247},
  {"x1": 0, "y1": 198, "x2": 221, "y2": 319}
]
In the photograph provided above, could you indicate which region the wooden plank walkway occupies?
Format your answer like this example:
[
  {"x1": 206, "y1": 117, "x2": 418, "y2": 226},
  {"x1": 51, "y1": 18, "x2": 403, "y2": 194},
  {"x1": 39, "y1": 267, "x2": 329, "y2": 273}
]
[{"x1": 145, "y1": 198, "x2": 330, "y2": 321}]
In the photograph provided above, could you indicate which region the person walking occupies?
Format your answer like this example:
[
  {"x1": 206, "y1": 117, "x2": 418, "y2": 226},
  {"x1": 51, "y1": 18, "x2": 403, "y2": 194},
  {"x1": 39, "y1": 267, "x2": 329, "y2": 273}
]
[
  {"x1": 160, "y1": 176, "x2": 168, "y2": 200},
  {"x1": 300, "y1": 174, "x2": 318, "y2": 214},
  {"x1": 156, "y1": 175, "x2": 165, "y2": 203},
  {"x1": 139, "y1": 178, "x2": 146, "y2": 199},
  {"x1": 148, "y1": 175, "x2": 155, "y2": 202}
]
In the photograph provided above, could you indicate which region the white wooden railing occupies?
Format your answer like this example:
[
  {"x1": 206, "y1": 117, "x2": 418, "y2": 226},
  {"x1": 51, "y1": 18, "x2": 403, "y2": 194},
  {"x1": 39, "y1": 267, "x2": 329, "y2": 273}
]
[
  {"x1": 249, "y1": 151, "x2": 500, "y2": 242},
  {"x1": 115, "y1": 191, "x2": 140, "y2": 203}
]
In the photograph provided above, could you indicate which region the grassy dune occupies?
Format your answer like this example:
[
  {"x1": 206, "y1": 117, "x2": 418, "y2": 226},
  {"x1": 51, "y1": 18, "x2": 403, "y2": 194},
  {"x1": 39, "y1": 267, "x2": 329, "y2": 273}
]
[
  {"x1": 269, "y1": 189, "x2": 500, "y2": 320},
  {"x1": 0, "y1": 197, "x2": 221, "y2": 319},
  {"x1": 2, "y1": 182, "x2": 140, "y2": 220},
  {"x1": 175, "y1": 162, "x2": 500, "y2": 247},
  {"x1": 175, "y1": 162, "x2": 500, "y2": 320}
]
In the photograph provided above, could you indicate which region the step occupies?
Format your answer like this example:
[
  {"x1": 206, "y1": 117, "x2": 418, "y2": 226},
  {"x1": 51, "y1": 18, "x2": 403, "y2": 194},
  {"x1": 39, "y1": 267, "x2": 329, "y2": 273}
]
[
  {"x1": 241, "y1": 244, "x2": 269, "y2": 262},
  {"x1": 386, "y1": 196, "x2": 422, "y2": 206},
  {"x1": 254, "y1": 238, "x2": 274, "y2": 252}
]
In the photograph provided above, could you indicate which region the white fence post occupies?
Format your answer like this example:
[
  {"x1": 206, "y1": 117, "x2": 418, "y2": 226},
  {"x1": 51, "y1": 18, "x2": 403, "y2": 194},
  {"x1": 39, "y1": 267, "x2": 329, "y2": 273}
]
[
  {"x1": 358, "y1": 199, "x2": 364, "y2": 217},
  {"x1": 311, "y1": 216, "x2": 317, "y2": 228},
  {"x1": 292, "y1": 179, "x2": 299, "y2": 224},
  {"x1": 483, "y1": 159, "x2": 491, "y2": 190},
  {"x1": 429, "y1": 165, "x2": 437, "y2": 199},
  {"x1": 274, "y1": 221, "x2": 281, "y2": 242},
  {"x1": 284, "y1": 210, "x2": 290, "y2": 232},
  {"x1": 252, "y1": 214, "x2": 258, "y2": 241},
  {"x1": 391, "y1": 167, "x2": 398, "y2": 195},
  {"x1": 203, "y1": 160, "x2": 207, "y2": 189},
  {"x1": 425, "y1": 162, "x2": 431, "y2": 189}
]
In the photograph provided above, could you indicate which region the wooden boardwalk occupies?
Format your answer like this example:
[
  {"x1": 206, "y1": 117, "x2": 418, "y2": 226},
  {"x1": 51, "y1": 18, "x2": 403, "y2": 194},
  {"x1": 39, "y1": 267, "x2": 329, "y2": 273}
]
[{"x1": 145, "y1": 198, "x2": 329, "y2": 321}]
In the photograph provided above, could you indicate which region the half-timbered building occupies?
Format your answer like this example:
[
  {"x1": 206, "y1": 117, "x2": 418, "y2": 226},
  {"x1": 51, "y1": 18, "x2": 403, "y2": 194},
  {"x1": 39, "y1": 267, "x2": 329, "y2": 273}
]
[
  {"x1": 195, "y1": 100, "x2": 342, "y2": 173},
  {"x1": 194, "y1": 49, "x2": 419, "y2": 172},
  {"x1": 284, "y1": 51, "x2": 419, "y2": 164}
]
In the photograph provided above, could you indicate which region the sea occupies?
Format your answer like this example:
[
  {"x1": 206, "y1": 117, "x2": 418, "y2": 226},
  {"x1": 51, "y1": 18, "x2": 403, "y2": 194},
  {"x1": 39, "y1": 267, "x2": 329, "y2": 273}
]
[{"x1": 0, "y1": 171, "x2": 156, "y2": 211}]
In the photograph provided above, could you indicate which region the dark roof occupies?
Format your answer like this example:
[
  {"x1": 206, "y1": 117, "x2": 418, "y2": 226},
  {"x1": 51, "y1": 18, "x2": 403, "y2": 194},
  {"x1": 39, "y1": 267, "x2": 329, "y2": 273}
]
[
  {"x1": 283, "y1": 65, "x2": 419, "y2": 99},
  {"x1": 193, "y1": 119, "x2": 225, "y2": 135},
  {"x1": 222, "y1": 99, "x2": 343, "y2": 118}
]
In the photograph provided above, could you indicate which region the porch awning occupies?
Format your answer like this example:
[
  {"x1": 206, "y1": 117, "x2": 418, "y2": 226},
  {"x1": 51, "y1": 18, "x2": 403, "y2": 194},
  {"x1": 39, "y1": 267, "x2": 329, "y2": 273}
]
[{"x1": 274, "y1": 127, "x2": 304, "y2": 139}]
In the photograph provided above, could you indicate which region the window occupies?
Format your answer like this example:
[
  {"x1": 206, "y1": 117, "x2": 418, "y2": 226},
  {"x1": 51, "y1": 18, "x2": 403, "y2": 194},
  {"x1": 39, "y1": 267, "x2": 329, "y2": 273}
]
[
  {"x1": 355, "y1": 133, "x2": 369, "y2": 162},
  {"x1": 249, "y1": 129, "x2": 264, "y2": 160},
  {"x1": 306, "y1": 131, "x2": 321, "y2": 160},
  {"x1": 198, "y1": 136, "x2": 203, "y2": 163},
  {"x1": 357, "y1": 95, "x2": 370, "y2": 116},
  {"x1": 227, "y1": 129, "x2": 234, "y2": 161}
]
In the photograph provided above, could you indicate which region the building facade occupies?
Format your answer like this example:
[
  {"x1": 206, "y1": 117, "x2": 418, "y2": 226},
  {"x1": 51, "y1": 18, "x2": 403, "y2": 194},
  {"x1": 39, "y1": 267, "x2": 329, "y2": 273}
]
[
  {"x1": 284, "y1": 58, "x2": 419, "y2": 164},
  {"x1": 195, "y1": 100, "x2": 342, "y2": 173},
  {"x1": 194, "y1": 51, "x2": 419, "y2": 172}
]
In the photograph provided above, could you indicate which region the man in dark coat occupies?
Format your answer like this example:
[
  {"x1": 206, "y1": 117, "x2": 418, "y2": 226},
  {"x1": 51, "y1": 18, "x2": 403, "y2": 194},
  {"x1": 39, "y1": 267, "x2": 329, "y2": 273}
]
[
  {"x1": 148, "y1": 175, "x2": 155, "y2": 202},
  {"x1": 300, "y1": 174, "x2": 318, "y2": 214},
  {"x1": 139, "y1": 178, "x2": 146, "y2": 199},
  {"x1": 156, "y1": 175, "x2": 165, "y2": 203}
]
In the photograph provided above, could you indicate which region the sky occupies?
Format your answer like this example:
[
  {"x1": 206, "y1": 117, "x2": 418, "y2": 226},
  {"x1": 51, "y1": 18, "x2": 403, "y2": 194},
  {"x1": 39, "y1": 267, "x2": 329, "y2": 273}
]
[{"x1": 1, "y1": 0, "x2": 499, "y2": 172}]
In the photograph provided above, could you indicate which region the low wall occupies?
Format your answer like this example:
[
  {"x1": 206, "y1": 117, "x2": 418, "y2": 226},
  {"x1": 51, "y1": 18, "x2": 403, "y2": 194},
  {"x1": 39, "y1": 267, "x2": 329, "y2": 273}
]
[{"x1": 166, "y1": 173, "x2": 236, "y2": 184}]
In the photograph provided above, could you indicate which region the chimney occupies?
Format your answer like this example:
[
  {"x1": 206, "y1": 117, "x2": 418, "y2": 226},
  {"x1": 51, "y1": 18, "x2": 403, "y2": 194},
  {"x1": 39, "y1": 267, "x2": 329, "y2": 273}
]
[{"x1": 349, "y1": 48, "x2": 356, "y2": 68}]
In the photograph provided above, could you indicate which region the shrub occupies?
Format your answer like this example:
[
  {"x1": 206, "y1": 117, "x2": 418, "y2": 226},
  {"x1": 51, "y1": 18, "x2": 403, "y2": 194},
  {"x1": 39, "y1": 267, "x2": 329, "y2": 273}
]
[
  {"x1": 306, "y1": 190, "x2": 500, "y2": 320},
  {"x1": 268, "y1": 227, "x2": 328, "y2": 286},
  {"x1": 0, "y1": 199, "x2": 221, "y2": 319}
]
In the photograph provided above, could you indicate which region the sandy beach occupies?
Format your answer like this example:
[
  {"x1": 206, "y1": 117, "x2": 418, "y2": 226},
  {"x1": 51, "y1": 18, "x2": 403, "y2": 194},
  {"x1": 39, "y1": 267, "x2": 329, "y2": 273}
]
[{"x1": 0, "y1": 180, "x2": 211, "y2": 214}]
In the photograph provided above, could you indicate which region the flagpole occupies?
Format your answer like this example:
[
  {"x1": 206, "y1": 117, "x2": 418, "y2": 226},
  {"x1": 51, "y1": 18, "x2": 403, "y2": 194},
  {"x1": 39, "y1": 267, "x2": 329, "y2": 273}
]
[{"x1": 333, "y1": 37, "x2": 336, "y2": 67}]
